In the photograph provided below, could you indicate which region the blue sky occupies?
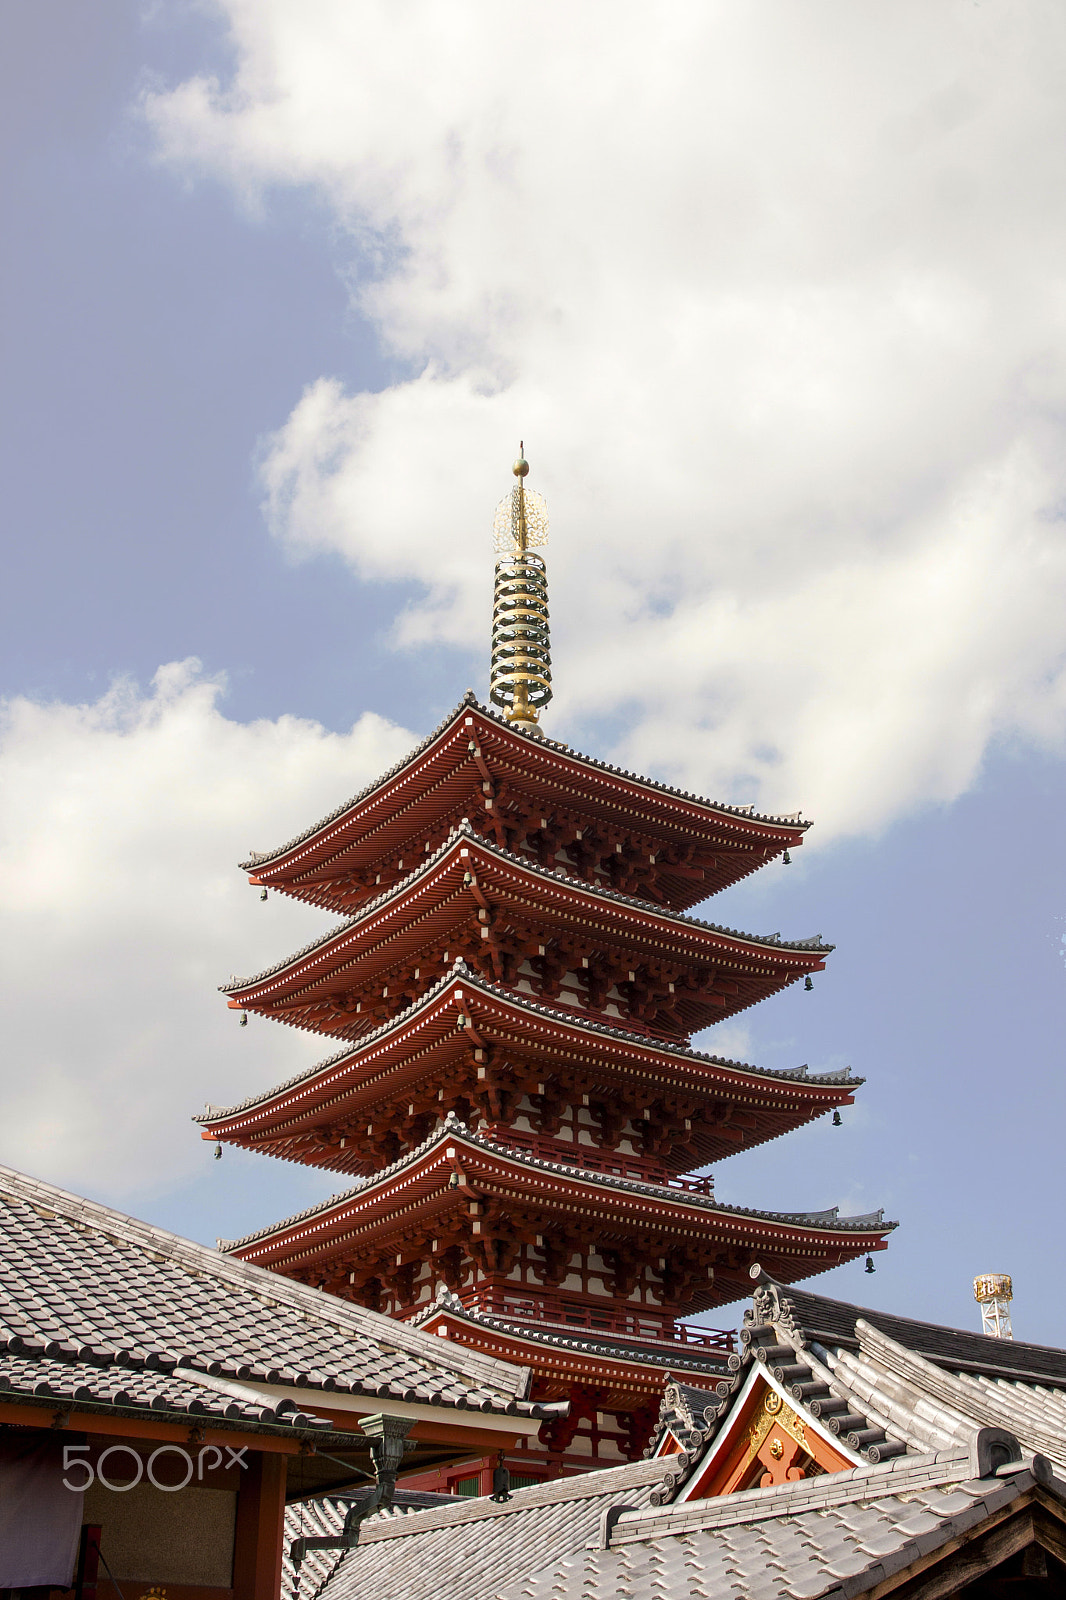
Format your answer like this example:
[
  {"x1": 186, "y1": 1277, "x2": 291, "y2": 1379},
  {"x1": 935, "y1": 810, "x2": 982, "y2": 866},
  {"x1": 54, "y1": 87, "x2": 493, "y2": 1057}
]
[{"x1": 2, "y1": 1, "x2": 1064, "y2": 1346}]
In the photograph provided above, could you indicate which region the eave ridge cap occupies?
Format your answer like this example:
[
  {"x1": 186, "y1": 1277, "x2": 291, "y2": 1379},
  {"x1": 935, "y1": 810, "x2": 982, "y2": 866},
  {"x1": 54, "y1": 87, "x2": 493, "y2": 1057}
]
[
  {"x1": 457, "y1": 827, "x2": 832, "y2": 952},
  {"x1": 852, "y1": 1318, "x2": 1066, "y2": 1427},
  {"x1": 239, "y1": 695, "x2": 476, "y2": 871},
  {"x1": 467, "y1": 699, "x2": 814, "y2": 830},
  {"x1": 223, "y1": 1121, "x2": 896, "y2": 1243},
  {"x1": 241, "y1": 692, "x2": 812, "y2": 873},
  {"x1": 198, "y1": 964, "x2": 859, "y2": 1125},
  {"x1": 456, "y1": 1130, "x2": 895, "y2": 1230},
  {"x1": 412, "y1": 1301, "x2": 730, "y2": 1369},
  {"x1": 221, "y1": 826, "x2": 471, "y2": 993},
  {"x1": 0, "y1": 1358, "x2": 340, "y2": 1437},
  {"x1": 0, "y1": 1161, "x2": 530, "y2": 1401},
  {"x1": 357, "y1": 1456, "x2": 667, "y2": 1543},
  {"x1": 621, "y1": 1449, "x2": 974, "y2": 1536},
  {"x1": 219, "y1": 1117, "x2": 469, "y2": 1248},
  {"x1": 751, "y1": 1276, "x2": 1066, "y2": 1376}
]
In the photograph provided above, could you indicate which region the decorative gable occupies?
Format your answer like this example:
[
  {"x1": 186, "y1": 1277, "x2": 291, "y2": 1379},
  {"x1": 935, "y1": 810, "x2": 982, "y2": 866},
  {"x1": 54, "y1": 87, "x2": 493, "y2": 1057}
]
[{"x1": 683, "y1": 1372, "x2": 852, "y2": 1495}]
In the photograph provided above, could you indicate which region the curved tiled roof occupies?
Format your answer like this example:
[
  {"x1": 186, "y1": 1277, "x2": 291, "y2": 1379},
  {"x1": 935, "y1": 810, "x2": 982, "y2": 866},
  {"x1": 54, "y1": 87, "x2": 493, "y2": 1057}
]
[
  {"x1": 0, "y1": 1344, "x2": 333, "y2": 1435},
  {"x1": 297, "y1": 1271, "x2": 1066, "y2": 1600},
  {"x1": 221, "y1": 822, "x2": 831, "y2": 996},
  {"x1": 220, "y1": 1115, "x2": 893, "y2": 1252},
  {"x1": 283, "y1": 1490, "x2": 456, "y2": 1600},
  {"x1": 647, "y1": 1266, "x2": 1066, "y2": 1504},
  {"x1": 0, "y1": 1163, "x2": 552, "y2": 1418},
  {"x1": 294, "y1": 1454, "x2": 668, "y2": 1600},
  {"x1": 198, "y1": 959, "x2": 858, "y2": 1125},
  {"x1": 242, "y1": 693, "x2": 811, "y2": 872}
]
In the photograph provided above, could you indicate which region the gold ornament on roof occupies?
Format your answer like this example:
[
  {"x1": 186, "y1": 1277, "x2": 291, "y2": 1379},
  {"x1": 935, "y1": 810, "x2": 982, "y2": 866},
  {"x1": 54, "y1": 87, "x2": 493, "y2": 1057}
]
[
  {"x1": 973, "y1": 1274, "x2": 1012, "y2": 1304},
  {"x1": 493, "y1": 451, "x2": 549, "y2": 555}
]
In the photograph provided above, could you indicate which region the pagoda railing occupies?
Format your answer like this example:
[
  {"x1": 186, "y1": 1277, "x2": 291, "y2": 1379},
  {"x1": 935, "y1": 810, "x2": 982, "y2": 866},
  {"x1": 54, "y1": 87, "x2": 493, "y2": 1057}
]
[
  {"x1": 480, "y1": 1125, "x2": 715, "y2": 1197},
  {"x1": 454, "y1": 1285, "x2": 735, "y2": 1354}
]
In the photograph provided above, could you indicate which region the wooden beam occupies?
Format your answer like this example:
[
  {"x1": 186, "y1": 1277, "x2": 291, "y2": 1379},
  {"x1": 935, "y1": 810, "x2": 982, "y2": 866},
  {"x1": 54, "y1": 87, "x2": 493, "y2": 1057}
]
[
  {"x1": 0, "y1": 1399, "x2": 316, "y2": 1454},
  {"x1": 232, "y1": 1451, "x2": 287, "y2": 1600}
]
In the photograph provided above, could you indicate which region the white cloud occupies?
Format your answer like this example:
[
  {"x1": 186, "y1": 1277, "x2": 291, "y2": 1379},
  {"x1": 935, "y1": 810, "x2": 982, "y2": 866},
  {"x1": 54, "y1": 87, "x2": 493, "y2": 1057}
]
[
  {"x1": 146, "y1": 1, "x2": 1066, "y2": 835},
  {"x1": 0, "y1": 661, "x2": 412, "y2": 1196}
]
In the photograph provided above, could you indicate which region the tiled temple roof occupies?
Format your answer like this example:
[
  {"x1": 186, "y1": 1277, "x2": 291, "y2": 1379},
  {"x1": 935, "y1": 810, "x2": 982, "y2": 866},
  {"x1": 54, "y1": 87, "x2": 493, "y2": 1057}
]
[
  {"x1": 219, "y1": 1115, "x2": 892, "y2": 1254},
  {"x1": 299, "y1": 1273, "x2": 1066, "y2": 1600},
  {"x1": 222, "y1": 821, "x2": 830, "y2": 997},
  {"x1": 0, "y1": 1164, "x2": 555, "y2": 1421},
  {"x1": 283, "y1": 1490, "x2": 454, "y2": 1600},
  {"x1": 198, "y1": 959, "x2": 858, "y2": 1126},
  {"x1": 752, "y1": 1279, "x2": 1066, "y2": 1388},
  {"x1": 243, "y1": 693, "x2": 811, "y2": 872},
  {"x1": 646, "y1": 1266, "x2": 1066, "y2": 1500},
  {"x1": 0, "y1": 1346, "x2": 328, "y2": 1435},
  {"x1": 287, "y1": 1457, "x2": 667, "y2": 1600},
  {"x1": 495, "y1": 1459, "x2": 1058, "y2": 1600}
]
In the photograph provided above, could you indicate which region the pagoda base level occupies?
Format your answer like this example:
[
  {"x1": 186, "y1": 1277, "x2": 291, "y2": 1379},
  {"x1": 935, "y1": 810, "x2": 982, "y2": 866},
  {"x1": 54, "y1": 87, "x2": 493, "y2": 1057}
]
[{"x1": 406, "y1": 1292, "x2": 734, "y2": 1485}]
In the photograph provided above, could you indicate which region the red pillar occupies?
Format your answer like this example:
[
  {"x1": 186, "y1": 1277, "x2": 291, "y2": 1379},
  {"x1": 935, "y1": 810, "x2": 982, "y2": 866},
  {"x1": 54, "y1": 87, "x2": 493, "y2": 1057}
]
[{"x1": 233, "y1": 1452, "x2": 287, "y2": 1600}]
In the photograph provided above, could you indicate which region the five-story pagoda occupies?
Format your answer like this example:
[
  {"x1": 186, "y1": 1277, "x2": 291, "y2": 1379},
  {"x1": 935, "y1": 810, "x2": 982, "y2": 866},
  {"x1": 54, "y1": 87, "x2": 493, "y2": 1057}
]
[{"x1": 199, "y1": 450, "x2": 892, "y2": 1482}]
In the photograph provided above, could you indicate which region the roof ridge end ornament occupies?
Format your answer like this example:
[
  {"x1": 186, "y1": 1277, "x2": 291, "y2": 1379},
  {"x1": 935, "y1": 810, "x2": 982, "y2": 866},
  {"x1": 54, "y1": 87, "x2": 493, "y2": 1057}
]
[{"x1": 490, "y1": 443, "x2": 552, "y2": 737}]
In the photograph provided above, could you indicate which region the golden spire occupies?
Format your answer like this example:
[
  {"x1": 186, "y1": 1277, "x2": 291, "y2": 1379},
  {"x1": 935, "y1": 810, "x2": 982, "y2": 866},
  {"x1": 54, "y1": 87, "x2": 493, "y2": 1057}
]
[{"x1": 489, "y1": 443, "x2": 552, "y2": 734}]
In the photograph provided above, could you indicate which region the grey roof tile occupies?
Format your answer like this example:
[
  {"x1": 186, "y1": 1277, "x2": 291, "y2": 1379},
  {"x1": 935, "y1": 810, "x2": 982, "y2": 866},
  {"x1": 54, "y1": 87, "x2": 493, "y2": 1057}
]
[
  {"x1": 306, "y1": 1459, "x2": 666, "y2": 1600},
  {"x1": 0, "y1": 1163, "x2": 545, "y2": 1426}
]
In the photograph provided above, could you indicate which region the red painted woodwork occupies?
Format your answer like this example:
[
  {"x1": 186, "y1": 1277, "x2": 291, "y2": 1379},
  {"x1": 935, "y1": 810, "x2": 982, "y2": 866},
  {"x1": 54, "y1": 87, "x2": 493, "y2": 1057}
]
[
  {"x1": 213, "y1": 701, "x2": 890, "y2": 1472},
  {"x1": 201, "y1": 969, "x2": 856, "y2": 1179},
  {"x1": 223, "y1": 828, "x2": 828, "y2": 1046},
  {"x1": 226, "y1": 1122, "x2": 888, "y2": 1320}
]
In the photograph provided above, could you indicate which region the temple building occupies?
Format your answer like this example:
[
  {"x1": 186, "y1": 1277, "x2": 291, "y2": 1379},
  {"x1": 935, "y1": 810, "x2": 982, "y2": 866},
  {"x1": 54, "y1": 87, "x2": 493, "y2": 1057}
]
[
  {"x1": 199, "y1": 451, "x2": 893, "y2": 1482},
  {"x1": 282, "y1": 1269, "x2": 1066, "y2": 1600}
]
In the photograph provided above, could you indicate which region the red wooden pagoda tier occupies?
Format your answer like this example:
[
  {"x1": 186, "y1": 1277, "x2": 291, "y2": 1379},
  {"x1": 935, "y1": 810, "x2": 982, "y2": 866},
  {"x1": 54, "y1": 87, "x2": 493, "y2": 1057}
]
[
  {"x1": 218, "y1": 1118, "x2": 890, "y2": 1320},
  {"x1": 222, "y1": 823, "x2": 830, "y2": 1045},
  {"x1": 242, "y1": 695, "x2": 810, "y2": 916},
  {"x1": 199, "y1": 964, "x2": 862, "y2": 1178}
]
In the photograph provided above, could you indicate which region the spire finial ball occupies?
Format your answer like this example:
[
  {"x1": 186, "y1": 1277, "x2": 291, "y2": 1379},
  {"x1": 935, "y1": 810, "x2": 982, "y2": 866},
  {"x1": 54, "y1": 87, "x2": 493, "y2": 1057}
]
[{"x1": 513, "y1": 441, "x2": 529, "y2": 478}]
